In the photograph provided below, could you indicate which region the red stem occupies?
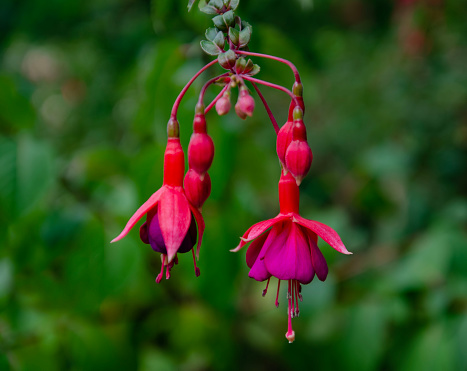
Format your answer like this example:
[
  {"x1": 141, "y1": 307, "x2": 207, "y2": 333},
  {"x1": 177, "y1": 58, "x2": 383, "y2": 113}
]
[
  {"x1": 198, "y1": 73, "x2": 230, "y2": 106},
  {"x1": 205, "y1": 84, "x2": 229, "y2": 114},
  {"x1": 170, "y1": 59, "x2": 218, "y2": 119},
  {"x1": 242, "y1": 76, "x2": 300, "y2": 108},
  {"x1": 235, "y1": 50, "x2": 301, "y2": 83},
  {"x1": 250, "y1": 81, "x2": 279, "y2": 134}
]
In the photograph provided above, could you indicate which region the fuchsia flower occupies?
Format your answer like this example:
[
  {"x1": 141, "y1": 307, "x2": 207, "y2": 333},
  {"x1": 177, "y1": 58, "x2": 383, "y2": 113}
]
[
  {"x1": 112, "y1": 130, "x2": 204, "y2": 282},
  {"x1": 232, "y1": 171, "x2": 351, "y2": 342}
]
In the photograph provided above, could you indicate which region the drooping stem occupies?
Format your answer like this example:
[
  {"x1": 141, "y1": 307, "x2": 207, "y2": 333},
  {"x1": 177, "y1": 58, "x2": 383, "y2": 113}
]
[
  {"x1": 198, "y1": 73, "x2": 230, "y2": 107},
  {"x1": 242, "y1": 76, "x2": 301, "y2": 109},
  {"x1": 205, "y1": 84, "x2": 229, "y2": 114},
  {"x1": 170, "y1": 59, "x2": 218, "y2": 119},
  {"x1": 250, "y1": 81, "x2": 279, "y2": 134},
  {"x1": 235, "y1": 50, "x2": 301, "y2": 83}
]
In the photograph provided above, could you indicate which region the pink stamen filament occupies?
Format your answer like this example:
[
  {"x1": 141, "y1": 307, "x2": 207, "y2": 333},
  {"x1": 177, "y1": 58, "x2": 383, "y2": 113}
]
[
  {"x1": 156, "y1": 254, "x2": 166, "y2": 283},
  {"x1": 275, "y1": 279, "x2": 281, "y2": 308},
  {"x1": 286, "y1": 280, "x2": 294, "y2": 340},
  {"x1": 205, "y1": 84, "x2": 229, "y2": 114},
  {"x1": 242, "y1": 76, "x2": 301, "y2": 109},
  {"x1": 234, "y1": 50, "x2": 301, "y2": 83},
  {"x1": 294, "y1": 280, "x2": 300, "y2": 317},
  {"x1": 262, "y1": 278, "x2": 270, "y2": 297},
  {"x1": 250, "y1": 81, "x2": 279, "y2": 134},
  {"x1": 192, "y1": 249, "x2": 201, "y2": 277},
  {"x1": 291, "y1": 279, "x2": 295, "y2": 318},
  {"x1": 170, "y1": 59, "x2": 219, "y2": 119}
]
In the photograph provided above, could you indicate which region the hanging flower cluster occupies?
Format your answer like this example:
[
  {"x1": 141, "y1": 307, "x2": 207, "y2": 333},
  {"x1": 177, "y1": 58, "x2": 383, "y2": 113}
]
[{"x1": 112, "y1": 0, "x2": 351, "y2": 343}]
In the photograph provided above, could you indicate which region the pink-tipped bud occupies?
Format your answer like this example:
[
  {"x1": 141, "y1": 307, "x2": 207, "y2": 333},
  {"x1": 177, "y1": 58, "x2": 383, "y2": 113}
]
[
  {"x1": 285, "y1": 119, "x2": 312, "y2": 185},
  {"x1": 215, "y1": 91, "x2": 231, "y2": 116},
  {"x1": 184, "y1": 169, "x2": 211, "y2": 208},
  {"x1": 276, "y1": 121, "x2": 294, "y2": 167},
  {"x1": 188, "y1": 133, "x2": 214, "y2": 175},
  {"x1": 235, "y1": 86, "x2": 254, "y2": 120},
  {"x1": 188, "y1": 113, "x2": 214, "y2": 175}
]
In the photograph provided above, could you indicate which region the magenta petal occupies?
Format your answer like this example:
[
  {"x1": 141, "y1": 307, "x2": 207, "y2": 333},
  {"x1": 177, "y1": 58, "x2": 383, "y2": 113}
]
[
  {"x1": 246, "y1": 231, "x2": 269, "y2": 268},
  {"x1": 264, "y1": 222, "x2": 315, "y2": 284},
  {"x1": 295, "y1": 215, "x2": 351, "y2": 255},
  {"x1": 189, "y1": 202, "x2": 205, "y2": 260},
  {"x1": 111, "y1": 188, "x2": 164, "y2": 243},
  {"x1": 306, "y1": 229, "x2": 328, "y2": 281},
  {"x1": 158, "y1": 187, "x2": 191, "y2": 262}
]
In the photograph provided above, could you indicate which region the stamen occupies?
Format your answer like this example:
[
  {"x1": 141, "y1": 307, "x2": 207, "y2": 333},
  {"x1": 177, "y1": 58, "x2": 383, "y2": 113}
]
[
  {"x1": 155, "y1": 254, "x2": 166, "y2": 283},
  {"x1": 298, "y1": 282, "x2": 303, "y2": 301},
  {"x1": 294, "y1": 280, "x2": 300, "y2": 317},
  {"x1": 165, "y1": 260, "x2": 171, "y2": 280},
  {"x1": 285, "y1": 280, "x2": 295, "y2": 343},
  {"x1": 291, "y1": 280, "x2": 295, "y2": 318},
  {"x1": 275, "y1": 280, "x2": 281, "y2": 308},
  {"x1": 262, "y1": 278, "x2": 270, "y2": 297},
  {"x1": 192, "y1": 249, "x2": 201, "y2": 277}
]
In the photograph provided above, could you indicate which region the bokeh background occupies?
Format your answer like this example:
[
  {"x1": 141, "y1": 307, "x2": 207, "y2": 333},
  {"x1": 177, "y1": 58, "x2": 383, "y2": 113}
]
[{"x1": 1, "y1": 0, "x2": 467, "y2": 369}]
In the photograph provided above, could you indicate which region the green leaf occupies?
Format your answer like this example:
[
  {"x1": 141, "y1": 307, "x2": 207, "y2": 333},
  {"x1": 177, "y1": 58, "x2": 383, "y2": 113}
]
[
  {"x1": 244, "y1": 59, "x2": 254, "y2": 73},
  {"x1": 205, "y1": 27, "x2": 219, "y2": 41},
  {"x1": 248, "y1": 64, "x2": 260, "y2": 76},
  {"x1": 200, "y1": 5, "x2": 218, "y2": 14},
  {"x1": 200, "y1": 40, "x2": 221, "y2": 55},
  {"x1": 239, "y1": 27, "x2": 251, "y2": 47},
  {"x1": 212, "y1": 31, "x2": 225, "y2": 49},
  {"x1": 223, "y1": 10, "x2": 235, "y2": 27},
  {"x1": 187, "y1": 0, "x2": 198, "y2": 11},
  {"x1": 218, "y1": 50, "x2": 236, "y2": 69},
  {"x1": 210, "y1": 0, "x2": 224, "y2": 9},
  {"x1": 212, "y1": 15, "x2": 226, "y2": 31},
  {"x1": 229, "y1": 0, "x2": 239, "y2": 10},
  {"x1": 228, "y1": 27, "x2": 239, "y2": 45},
  {"x1": 234, "y1": 57, "x2": 246, "y2": 74}
]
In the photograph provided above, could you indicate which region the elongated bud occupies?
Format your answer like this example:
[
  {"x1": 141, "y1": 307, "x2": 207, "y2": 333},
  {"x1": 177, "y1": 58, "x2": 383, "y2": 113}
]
[
  {"x1": 188, "y1": 113, "x2": 214, "y2": 175},
  {"x1": 184, "y1": 169, "x2": 211, "y2": 208},
  {"x1": 276, "y1": 121, "x2": 294, "y2": 168},
  {"x1": 216, "y1": 90, "x2": 231, "y2": 116},
  {"x1": 163, "y1": 138, "x2": 185, "y2": 187},
  {"x1": 285, "y1": 114, "x2": 312, "y2": 185},
  {"x1": 235, "y1": 85, "x2": 254, "y2": 120}
]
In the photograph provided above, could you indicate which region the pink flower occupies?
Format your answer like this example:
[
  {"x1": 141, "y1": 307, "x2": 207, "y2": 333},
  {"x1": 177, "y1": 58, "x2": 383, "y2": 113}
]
[
  {"x1": 112, "y1": 137, "x2": 205, "y2": 282},
  {"x1": 232, "y1": 171, "x2": 351, "y2": 342}
]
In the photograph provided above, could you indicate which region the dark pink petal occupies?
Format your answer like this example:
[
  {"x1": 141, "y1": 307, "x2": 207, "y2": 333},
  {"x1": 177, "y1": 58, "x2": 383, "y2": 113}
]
[
  {"x1": 158, "y1": 187, "x2": 191, "y2": 263},
  {"x1": 231, "y1": 214, "x2": 290, "y2": 253},
  {"x1": 264, "y1": 222, "x2": 315, "y2": 284},
  {"x1": 305, "y1": 229, "x2": 328, "y2": 281},
  {"x1": 111, "y1": 188, "x2": 164, "y2": 243},
  {"x1": 188, "y1": 202, "x2": 205, "y2": 259},
  {"x1": 249, "y1": 227, "x2": 284, "y2": 282},
  {"x1": 246, "y1": 231, "x2": 269, "y2": 268},
  {"x1": 294, "y1": 215, "x2": 351, "y2": 255}
]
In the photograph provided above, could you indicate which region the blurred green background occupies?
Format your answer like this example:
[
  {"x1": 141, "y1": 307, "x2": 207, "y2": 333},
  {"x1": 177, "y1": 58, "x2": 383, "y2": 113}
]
[{"x1": 1, "y1": 0, "x2": 467, "y2": 369}]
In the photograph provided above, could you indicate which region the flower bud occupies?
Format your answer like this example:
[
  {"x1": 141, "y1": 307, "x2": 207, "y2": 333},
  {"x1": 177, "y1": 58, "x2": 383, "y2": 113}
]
[
  {"x1": 235, "y1": 85, "x2": 254, "y2": 120},
  {"x1": 276, "y1": 121, "x2": 294, "y2": 167},
  {"x1": 184, "y1": 169, "x2": 211, "y2": 209},
  {"x1": 188, "y1": 113, "x2": 214, "y2": 175},
  {"x1": 215, "y1": 90, "x2": 231, "y2": 116},
  {"x1": 285, "y1": 119, "x2": 312, "y2": 185}
]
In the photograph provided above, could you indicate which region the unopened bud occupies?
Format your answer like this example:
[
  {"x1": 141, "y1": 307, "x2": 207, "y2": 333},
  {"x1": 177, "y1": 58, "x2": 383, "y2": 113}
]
[
  {"x1": 184, "y1": 169, "x2": 212, "y2": 208},
  {"x1": 188, "y1": 133, "x2": 214, "y2": 175},
  {"x1": 285, "y1": 119, "x2": 312, "y2": 185},
  {"x1": 276, "y1": 121, "x2": 294, "y2": 167},
  {"x1": 235, "y1": 86, "x2": 254, "y2": 120},
  {"x1": 215, "y1": 91, "x2": 231, "y2": 116}
]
